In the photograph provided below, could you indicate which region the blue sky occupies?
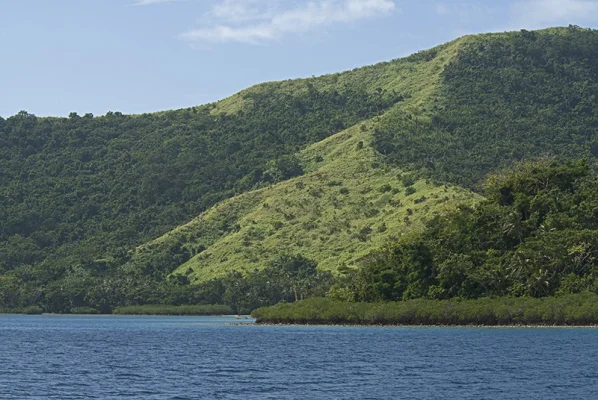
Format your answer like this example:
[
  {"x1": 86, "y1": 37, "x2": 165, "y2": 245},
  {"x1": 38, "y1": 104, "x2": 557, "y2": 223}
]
[{"x1": 2, "y1": 0, "x2": 598, "y2": 117}]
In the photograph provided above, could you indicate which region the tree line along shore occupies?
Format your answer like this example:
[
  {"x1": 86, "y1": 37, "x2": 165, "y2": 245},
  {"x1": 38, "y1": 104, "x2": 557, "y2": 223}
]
[{"x1": 251, "y1": 294, "x2": 598, "y2": 326}]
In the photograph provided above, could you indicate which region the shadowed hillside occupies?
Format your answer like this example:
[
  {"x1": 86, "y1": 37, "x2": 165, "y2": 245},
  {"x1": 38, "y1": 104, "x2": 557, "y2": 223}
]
[{"x1": 374, "y1": 26, "x2": 598, "y2": 185}]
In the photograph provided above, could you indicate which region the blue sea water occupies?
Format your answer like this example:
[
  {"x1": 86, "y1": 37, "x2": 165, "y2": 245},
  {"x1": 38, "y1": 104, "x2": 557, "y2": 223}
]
[{"x1": 0, "y1": 315, "x2": 597, "y2": 399}]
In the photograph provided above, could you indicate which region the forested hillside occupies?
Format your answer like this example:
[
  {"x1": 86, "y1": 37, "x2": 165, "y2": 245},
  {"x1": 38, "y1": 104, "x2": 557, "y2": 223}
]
[
  {"x1": 2, "y1": 26, "x2": 598, "y2": 314},
  {"x1": 252, "y1": 159, "x2": 598, "y2": 325},
  {"x1": 331, "y1": 159, "x2": 598, "y2": 302},
  {"x1": 0, "y1": 84, "x2": 403, "y2": 311},
  {"x1": 0, "y1": 86, "x2": 400, "y2": 271},
  {"x1": 374, "y1": 26, "x2": 598, "y2": 186}
]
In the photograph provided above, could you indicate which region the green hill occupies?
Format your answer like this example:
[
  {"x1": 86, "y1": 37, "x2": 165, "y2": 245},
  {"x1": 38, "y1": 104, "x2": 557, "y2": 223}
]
[{"x1": 2, "y1": 26, "x2": 598, "y2": 313}]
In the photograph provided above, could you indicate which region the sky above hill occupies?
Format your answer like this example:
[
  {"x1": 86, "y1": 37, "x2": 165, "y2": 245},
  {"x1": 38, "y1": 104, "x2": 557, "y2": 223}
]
[{"x1": 2, "y1": 0, "x2": 598, "y2": 117}]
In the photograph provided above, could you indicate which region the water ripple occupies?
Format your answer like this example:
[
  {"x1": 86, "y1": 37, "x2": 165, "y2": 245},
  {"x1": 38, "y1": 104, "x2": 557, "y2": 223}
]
[{"x1": 1, "y1": 315, "x2": 597, "y2": 399}]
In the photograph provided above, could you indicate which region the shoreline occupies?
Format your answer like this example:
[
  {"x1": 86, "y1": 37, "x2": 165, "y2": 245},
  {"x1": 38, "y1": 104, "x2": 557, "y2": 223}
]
[
  {"x1": 0, "y1": 313, "x2": 246, "y2": 317},
  {"x1": 252, "y1": 321, "x2": 598, "y2": 328},
  {"x1": 250, "y1": 295, "x2": 598, "y2": 328},
  {"x1": 3, "y1": 312, "x2": 596, "y2": 327}
]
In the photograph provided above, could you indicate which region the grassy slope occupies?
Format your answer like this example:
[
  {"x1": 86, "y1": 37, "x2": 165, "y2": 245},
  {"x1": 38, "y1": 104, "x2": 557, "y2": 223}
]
[
  {"x1": 127, "y1": 35, "x2": 484, "y2": 282},
  {"x1": 212, "y1": 34, "x2": 467, "y2": 117},
  {"x1": 133, "y1": 122, "x2": 478, "y2": 283}
]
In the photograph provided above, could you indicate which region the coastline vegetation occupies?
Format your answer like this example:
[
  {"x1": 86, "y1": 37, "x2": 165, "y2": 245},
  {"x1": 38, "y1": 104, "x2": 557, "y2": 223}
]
[
  {"x1": 0, "y1": 304, "x2": 232, "y2": 316},
  {"x1": 21, "y1": 306, "x2": 43, "y2": 315},
  {"x1": 0, "y1": 306, "x2": 44, "y2": 315},
  {"x1": 251, "y1": 294, "x2": 598, "y2": 326},
  {"x1": 113, "y1": 304, "x2": 232, "y2": 316}
]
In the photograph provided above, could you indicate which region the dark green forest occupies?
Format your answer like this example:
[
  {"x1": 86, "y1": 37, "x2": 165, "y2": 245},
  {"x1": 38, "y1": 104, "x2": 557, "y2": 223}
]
[{"x1": 374, "y1": 26, "x2": 598, "y2": 186}]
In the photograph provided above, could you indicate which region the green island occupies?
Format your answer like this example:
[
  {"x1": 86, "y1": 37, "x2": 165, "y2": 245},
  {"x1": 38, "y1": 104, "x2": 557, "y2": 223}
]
[{"x1": 2, "y1": 26, "x2": 598, "y2": 323}]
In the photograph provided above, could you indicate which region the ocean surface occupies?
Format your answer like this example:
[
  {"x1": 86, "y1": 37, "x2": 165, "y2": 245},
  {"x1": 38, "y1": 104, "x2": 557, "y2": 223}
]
[{"x1": 0, "y1": 315, "x2": 597, "y2": 399}]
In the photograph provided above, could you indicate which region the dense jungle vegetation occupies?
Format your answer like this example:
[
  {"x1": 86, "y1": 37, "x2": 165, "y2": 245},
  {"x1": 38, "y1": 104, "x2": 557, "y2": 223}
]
[{"x1": 330, "y1": 159, "x2": 598, "y2": 302}]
